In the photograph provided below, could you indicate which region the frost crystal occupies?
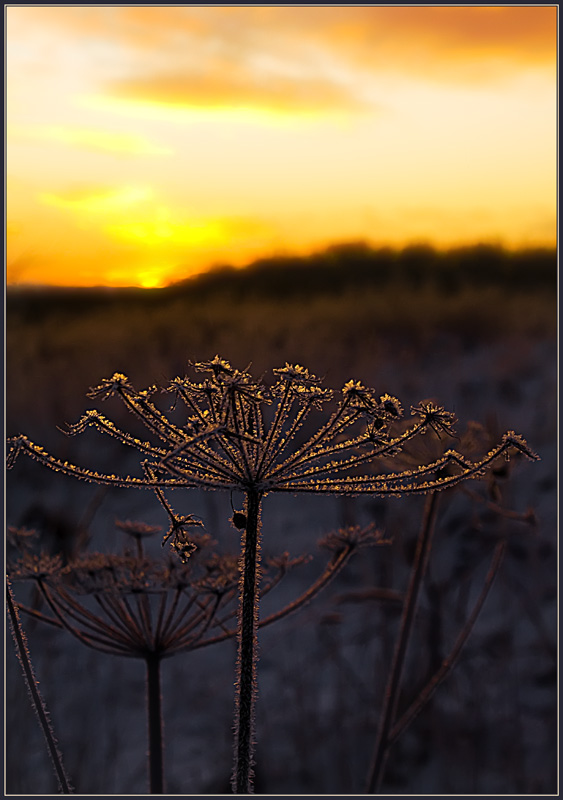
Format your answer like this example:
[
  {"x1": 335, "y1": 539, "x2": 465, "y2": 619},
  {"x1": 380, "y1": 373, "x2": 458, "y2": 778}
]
[{"x1": 7, "y1": 358, "x2": 540, "y2": 557}]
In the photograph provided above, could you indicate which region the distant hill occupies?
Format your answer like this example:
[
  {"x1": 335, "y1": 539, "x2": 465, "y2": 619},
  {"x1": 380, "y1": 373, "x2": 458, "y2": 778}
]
[{"x1": 6, "y1": 242, "x2": 556, "y2": 323}]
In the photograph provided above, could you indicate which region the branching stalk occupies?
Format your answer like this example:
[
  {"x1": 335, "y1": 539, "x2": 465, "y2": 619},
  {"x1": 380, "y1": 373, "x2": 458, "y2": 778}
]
[{"x1": 388, "y1": 537, "x2": 507, "y2": 745}]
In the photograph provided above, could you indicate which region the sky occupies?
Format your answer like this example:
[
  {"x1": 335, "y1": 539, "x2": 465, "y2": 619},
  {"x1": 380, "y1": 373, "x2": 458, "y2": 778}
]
[{"x1": 6, "y1": 5, "x2": 558, "y2": 288}]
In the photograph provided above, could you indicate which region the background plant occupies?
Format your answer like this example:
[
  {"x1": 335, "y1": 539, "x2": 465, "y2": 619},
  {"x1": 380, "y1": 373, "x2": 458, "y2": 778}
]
[
  {"x1": 7, "y1": 354, "x2": 539, "y2": 793},
  {"x1": 8, "y1": 514, "x2": 386, "y2": 794}
]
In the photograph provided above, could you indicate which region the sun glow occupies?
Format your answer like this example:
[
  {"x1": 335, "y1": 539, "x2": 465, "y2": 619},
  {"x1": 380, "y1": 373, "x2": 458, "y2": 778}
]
[
  {"x1": 6, "y1": 6, "x2": 556, "y2": 287},
  {"x1": 39, "y1": 186, "x2": 153, "y2": 215},
  {"x1": 80, "y1": 94, "x2": 335, "y2": 128},
  {"x1": 106, "y1": 210, "x2": 226, "y2": 248},
  {"x1": 10, "y1": 123, "x2": 173, "y2": 155},
  {"x1": 136, "y1": 268, "x2": 169, "y2": 289}
]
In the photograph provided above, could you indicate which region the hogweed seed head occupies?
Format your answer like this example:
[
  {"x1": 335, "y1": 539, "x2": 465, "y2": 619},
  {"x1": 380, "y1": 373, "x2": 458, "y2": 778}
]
[
  {"x1": 8, "y1": 551, "x2": 64, "y2": 582},
  {"x1": 6, "y1": 358, "x2": 539, "y2": 549},
  {"x1": 411, "y1": 401, "x2": 458, "y2": 438},
  {"x1": 7, "y1": 520, "x2": 336, "y2": 662}
]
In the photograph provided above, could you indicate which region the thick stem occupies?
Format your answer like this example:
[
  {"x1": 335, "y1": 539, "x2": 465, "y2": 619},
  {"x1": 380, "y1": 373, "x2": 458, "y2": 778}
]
[
  {"x1": 232, "y1": 488, "x2": 262, "y2": 794},
  {"x1": 146, "y1": 653, "x2": 164, "y2": 794},
  {"x1": 366, "y1": 491, "x2": 439, "y2": 794}
]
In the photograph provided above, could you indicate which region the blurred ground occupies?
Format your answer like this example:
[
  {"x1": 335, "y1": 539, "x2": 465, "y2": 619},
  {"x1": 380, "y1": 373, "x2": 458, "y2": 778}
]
[{"x1": 5, "y1": 245, "x2": 557, "y2": 794}]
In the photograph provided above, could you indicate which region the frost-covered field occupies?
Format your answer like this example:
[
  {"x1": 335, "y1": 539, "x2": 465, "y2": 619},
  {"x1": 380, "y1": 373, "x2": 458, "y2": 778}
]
[{"x1": 5, "y1": 326, "x2": 556, "y2": 795}]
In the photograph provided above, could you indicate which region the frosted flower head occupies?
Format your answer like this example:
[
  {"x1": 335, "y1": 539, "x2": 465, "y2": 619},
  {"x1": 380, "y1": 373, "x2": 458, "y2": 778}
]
[
  {"x1": 379, "y1": 394, "x2": 403, "y2": 419},
  {"x1": 342, "y1": 380, "x2": 379, "y2": 415},
  {"x1": 162, "y1": 514, "x2": 206, "y2": 563},
  {"x1": 273, "y1": 363, "x2": 322, "y2": 387},
  {"x1": 87, "y1": 372, "x2": 135, "y2": 401},
  {"x1": 219, "y1": 371, "x2": 270, "y2": 405},
  {"x1": 411, "y1": 402, "x2": 458, "y2": 438},
  {"x1": 192, "y1": 355, "x2": 236, "y2": 379},
  {"x1": 7, "y1": 356, "x2": 539, "y2": 503}
]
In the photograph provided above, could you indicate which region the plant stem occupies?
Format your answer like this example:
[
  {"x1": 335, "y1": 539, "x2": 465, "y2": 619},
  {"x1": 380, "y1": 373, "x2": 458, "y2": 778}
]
[
  {"x1": 6, "y1": 580, "x2": 73, "y2": 794},
  {"x1": 146, "y1": 653, "x2": 164, "y2": 794},
  {"x1": 366, "y1": 491, "x2": 439, "y2": 794},
  {"x1": 232, "y1": 487, "x2": 261, "y2": 794},
  {"x1": 388, "y1": 538, "x2": 507, "y2": 745}
]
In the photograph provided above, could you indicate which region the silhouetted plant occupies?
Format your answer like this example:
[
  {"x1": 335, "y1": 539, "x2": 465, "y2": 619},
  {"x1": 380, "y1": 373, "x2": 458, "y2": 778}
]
[
  {"x1": 7, "y1": 356, "x2": 539, "y2": 793},
  {"x1": 359, "y1": 421, "x2": 540, "y2": 792},
  {"x1": 8, "y1": 518, "x2": 384, "y2": 793}
]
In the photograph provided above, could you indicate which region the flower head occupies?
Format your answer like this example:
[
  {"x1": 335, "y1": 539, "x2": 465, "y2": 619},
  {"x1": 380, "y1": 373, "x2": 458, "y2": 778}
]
[
  {"x1": 411, "y1": 401, "x2": 458, "y2": 438},
  {"x1": 8, "y1": 551, "x2": 64, "y2": 582},
  {"x1": 192, "y1": 355, "x2": 236, "y2": 379},
  {"x1": 342, "y1": 380, "x2": 379, "y2": 414},
  {"x1": 273, "y1": 363, "x2": 322, "y2": 387},
  {"x1": 7, "y1": 358, "x2": 539, "y2": 506},
  {"x1": 87, "y1": 372, "x2": 135, "y2": 401}
]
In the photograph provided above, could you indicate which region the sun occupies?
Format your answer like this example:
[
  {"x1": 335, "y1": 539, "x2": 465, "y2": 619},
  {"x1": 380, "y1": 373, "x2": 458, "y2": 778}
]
[{"x1": 136, "y1": 268, "x2": 168, "y2": 289}]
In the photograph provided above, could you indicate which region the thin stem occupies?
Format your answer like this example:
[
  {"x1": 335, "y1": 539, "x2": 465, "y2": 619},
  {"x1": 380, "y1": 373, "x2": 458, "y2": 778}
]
[
  {"x1": 146, "y1": 653, "x2": 165, "y2": 794},
  {"x1": 232, "y1": 487, "x2": 261, "y2": 794},
  {"x1": 388, "y1": 538, "x2": 507, "y2": 745},
  {"x1": 258, "y1": 545, "x2": 355, "y2": 628},
  {"x1": 15, "y1": 601, "x2": 65, "y2": 628},
  {"x1": 255, "y1": 382, "x2": 292, "y2": 476},
  {"x1": 191, "y1": 543, "x2": 368, "y2": 652},
  {"x1": 366, "y1": 491, "x2": 439, "y2": 794},
  {"x1": 6, "y1": 580, "x2": 74, "y2": 794},
  {"x1": 39, "y1": 582, "x2": 136, "y2": 655}
]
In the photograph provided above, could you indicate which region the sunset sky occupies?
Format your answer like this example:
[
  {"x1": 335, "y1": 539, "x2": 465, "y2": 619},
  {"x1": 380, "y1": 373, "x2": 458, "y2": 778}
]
[{"x1": 6, "y1": 5, "x2": 557, "y2": 288}]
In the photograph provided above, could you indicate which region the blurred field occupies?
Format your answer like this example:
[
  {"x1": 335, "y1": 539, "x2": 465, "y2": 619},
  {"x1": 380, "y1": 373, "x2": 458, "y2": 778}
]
[
  {"x1": 6, "y1": 243, "x2": 556, "y2": 431},
  {"x1": 5, "y1": 243, "x2": 557, "y2": 794}
]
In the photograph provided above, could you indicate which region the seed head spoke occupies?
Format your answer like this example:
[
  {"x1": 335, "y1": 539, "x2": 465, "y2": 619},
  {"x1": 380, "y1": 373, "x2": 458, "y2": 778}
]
[
  {"x1": 62, "y1": 411, "x2": 169, "y2": 459},
  {"x1": 39, "y1": 583, "x2": 139, "y2": 652}
]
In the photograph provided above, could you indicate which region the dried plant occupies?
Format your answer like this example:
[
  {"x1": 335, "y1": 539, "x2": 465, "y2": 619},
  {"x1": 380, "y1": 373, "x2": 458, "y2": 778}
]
[
  {"x1": 6, "y1": 576, "x2": 74, "y2": 794},
  {"x1": 6, "y1": 356, "x2": 539, "y2": 793},
  {"x1": 8, "y1": 519, "x2": 385, "y2": 793}
]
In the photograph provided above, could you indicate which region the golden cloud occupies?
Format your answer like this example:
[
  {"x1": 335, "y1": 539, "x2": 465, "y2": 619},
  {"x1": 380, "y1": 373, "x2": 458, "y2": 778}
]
[
  {"x1": 9, "y1": 6, "x2": 555, "y2": 118},
  {"x1": 10, "y1": 124, "x2": 172, "y2": 155},
  {"x1": 39, "y1": 185, "x2": 152, "y2": 214},
  {"x1": 108, "y1": 67, "x2": 365, "y2": 114}
]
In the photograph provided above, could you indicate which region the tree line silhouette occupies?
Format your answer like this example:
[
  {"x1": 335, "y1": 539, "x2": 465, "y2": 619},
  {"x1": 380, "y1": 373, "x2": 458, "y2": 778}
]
[{"x1": 6, "y1": 242, "x2": 556, "y2": 323}]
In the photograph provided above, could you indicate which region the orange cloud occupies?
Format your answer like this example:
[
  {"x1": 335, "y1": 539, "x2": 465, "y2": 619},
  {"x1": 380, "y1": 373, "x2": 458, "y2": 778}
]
[
  {"x1": 269, "y1": 6, "x2": 557, "y2": 63},
  {"x1": 108, "y1": 67, "x2": 364, "y2": 114},
  {"x1": 316, "y1": 6, "x2": 557, "y2": 83},
  {"x1": 11, "y1": 7, "x2": 555, "y2": 69},
  {"x1": 8, "y1": 7, "x2": 555, "y2": 118},
  {"x1": 104, "y1": 6, "x2": 558, "y2": 113}
]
